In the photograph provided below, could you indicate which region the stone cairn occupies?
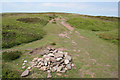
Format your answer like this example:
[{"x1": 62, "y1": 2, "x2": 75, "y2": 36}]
[{"x1": 21, "y1": 47, "x2": 74, "y2": 78}]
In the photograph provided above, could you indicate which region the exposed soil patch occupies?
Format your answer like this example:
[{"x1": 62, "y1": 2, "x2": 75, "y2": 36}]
[
  {"x1": 72, "y1": 40, "x2": 77, "y2": 45},
  {"x1": 61, "y1": 21, "x2": 74, "y2": 31},
  {"x1": 25, "y1": 45, "x2": 68, "y2": 55},
  {"x1": 75, "y1": 31, "x2": 86, "y2": 39},
  {"x1": 58, "y1": 32, "x2": 70, "y2": 39},
  {"x1": 26, "y1": 45, "x2": 56, "y2": 54}
]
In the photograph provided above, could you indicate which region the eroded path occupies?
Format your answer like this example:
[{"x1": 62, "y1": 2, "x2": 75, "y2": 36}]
[{"x1": 52, "y1": 17, "x2": 118, "y2": 78}]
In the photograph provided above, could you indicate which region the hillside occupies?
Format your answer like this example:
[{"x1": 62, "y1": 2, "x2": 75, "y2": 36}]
[{"x1": 2, "y1": 13, "x2": 118, "y2": 78}]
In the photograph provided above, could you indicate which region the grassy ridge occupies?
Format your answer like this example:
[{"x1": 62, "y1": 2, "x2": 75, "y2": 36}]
[
  {"x1": 67, "y1": 17, "x2": 118, "y2": 31},
  {"x1": 97, "y1": 29, "x2": 118, "y2": 44},
  {"x1": 66, "y1": 15, "x2": 118, "y2": 44},
  {"x1": 2, "y1": 14, "x2": 49, "y2": 48},
  {"x1": 2, "y1": 13, "x2": 118, "y2": 78}
]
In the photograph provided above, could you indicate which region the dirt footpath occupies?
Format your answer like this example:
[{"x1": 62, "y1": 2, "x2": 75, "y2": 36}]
[{"x1": 61, "y1": 21, "x2": 74, "y2": 31}]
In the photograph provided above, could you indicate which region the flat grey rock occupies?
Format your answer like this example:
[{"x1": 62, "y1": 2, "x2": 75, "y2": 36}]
[
  {"x1": 56, "y1": 57, "x2": 62, "y2": 61},
  {"x1": 65, "y1": 55, "x2": 71, "y2": 61},
  {"x1": 64, "y1": 59, "x2": 69, "y2": 64},
  {"x1": 66, "y1": 64, "x2": 71, "y2": 70},
  {"x1": 51, "y1": 67, "x2": 57, "y2": 72},
  {"x1": 55, "y1": 53, "x2": 63, "y2": 58},
  {"x1": 50, "y1": 57, "x2": 57, "y2": 62},
  {"x1": 47, "y1": 72, "x2": 52, "y2": 78},
  {"x1": 40, "y1": 52, "x2": 46, "y2": 56},
  {"x1": 22, "y1": 66, "x2": 26, "y2": 69},
  {"x1": 21, "y1": 69, "x2": 29, "y2": 77},
  {"x1": 59, "y1": 69, "x2": 66, "y2": 73}
]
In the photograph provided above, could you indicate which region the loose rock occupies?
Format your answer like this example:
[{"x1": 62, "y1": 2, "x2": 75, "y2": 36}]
[
  {"x1": 71, "y1": 63, "x2": 75, "y2": 67},
  {"x1": 47, "y1": 72, "x2": 52, "y2": 78},
  {"x1": 21, "y1": 69, "x2": 29, "y2": 77},
  {"x1": 32, "y1": 57, "x2": 38, "y2": 62},
  {"x1": 27, "y1": 67, "x2": 31, "y2": 70},
  {"x1": 66, "y1": 64, "x2": 71, "y2": 70},
  {"x1": 40, "y1": 66, "x2": 47, "y2": 71},
  {"x1": 23, "y1": 63, "x2": 25, "y2": 66},
  {"x1": 22, "y1": 66, "x2": 26, "y2": 69},
  {"x1": 64, "y1": 59, "x2": 69, "y2": 64},
  {"x1": 65, "y1": 55, "x2": 72, "y2": 61},
  {"x1": 26, "y1": 47, "x2": 73, "y2": 78},
  {"x1": 55, "y1": 53, "x2": 63, "y2": 58},
  {"x1": 24, "y1": 60, "x2": 27, "y2": 63}
]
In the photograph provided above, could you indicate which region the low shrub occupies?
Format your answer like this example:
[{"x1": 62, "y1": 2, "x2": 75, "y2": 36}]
[
  {"x1": 98, "y1": 30, "x2": 118, "y2": 45},
  {"x1": 50, "y1": 42, "x2": 56, "y2": 45},
  {"x1": 52, "y1": 21, "x2": 56, "y2": 24},
  {"x1": 2, "y1": 68, "x2": 19, "y2": 78},
  {"x1": 2, "y1": 25, "x2": 46, "y2": 48},
  {"x1": 16, "y1": 18, "x2": 48, "y2": 26},
  {"x1": 49, "y1": 14, "x2": 58, "y2": 19},
  {"x1": 2, "y1": 51, "x2": 22, "y2": 61}
]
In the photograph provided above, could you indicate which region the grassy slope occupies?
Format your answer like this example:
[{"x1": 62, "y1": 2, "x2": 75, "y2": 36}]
[
  {"x1": 2, "y1": 13, "x2": 118, "y2": 78},
  {"x1": 65, "y1": 14, "x2": 118, "y2": 45},
  {"x1": 2, "y1": 14, "x2": 49, "y2": 48}
]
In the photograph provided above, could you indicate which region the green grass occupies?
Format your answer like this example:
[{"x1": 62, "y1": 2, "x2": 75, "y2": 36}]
[
  {"x1": 67, "y1": 17, "x2": 118, "y2": 31},
  {"x1": 2, "y1": 14, "x2": 49, "y2": 48},
  {"x1": 97, "y1": 29, "x2": 118, "y2": 44},
  {"x1": 2, "y1": 67, "x2": 20, "y2": 78},
  {"x1": 2, "y1": 13, "x2": 118, "y2": 78},
  {"x1": 3, "y1": 51, "x2": 22, "y2": 61},
  {"x1": 66, "y1": 15, "x2": 118, "y2": 45}
]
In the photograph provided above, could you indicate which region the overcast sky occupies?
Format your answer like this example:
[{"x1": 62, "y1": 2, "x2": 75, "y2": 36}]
[
  {"x1": 1, "y1": 2, "x2": 118, "y2": 17},
  {"x1": 1, "y1": 0, "x2": 119, "y2": 2}
]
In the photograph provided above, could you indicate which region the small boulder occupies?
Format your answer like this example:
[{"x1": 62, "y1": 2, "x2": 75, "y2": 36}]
[
  {"x1": 40, "y1": 62, "x2": 44, "y2": 66},
  {"x1": 59, "y1": 69, "x2": 66, "y2": 73},
  {"x1": 47, "y1": 72, "x2": 52, "y2": 78},
  {"x1": 47, "y1": 70, "x2": 50, "y2": 73},
  {"x1": 65, "y1": 67, "x2": 67, "y2": 70},
  {"x1": 31, "y1": 64, "x2": 35, "y2": 67},
  {"x1": 32, "y1": 57, "x2": 38, "y2": 62},
  {"x1": 57, "y1": 66, "x2": 63, "y2": 72},
  {"x1": 22, "y1": 66, "x2": 26, "y2": 69},
  {"x1": 51, "y1": 67, "x2": 57, "y2": 72},
  {"x1": 24, "y1": 60, "x2": 27, "y2": 63},
  {"x1": 27, "y1": 67, "x2": 31, "y2": 70},
  {"x1": 51, "y1": 62, "x2": 57, "y2": 67},
  {"x1": 40, "y1": 66, "x2": 47, "y2": 71},
  {"x1": 44, "y1": 60, "x2": 48, "y2": 66},
  {"x1": 66, "y1": 64, "x2": 71, "y2": 70},
  {"x1": 64, "y1": 59, "x2": 69, "y2": 64},
  {"x1": 55, "y1": 53, "x2": 63, "y2": 58},
  {"x1": 37, "y1": 58, "x2": 42, "y2": 62},
  {"x1": 50, "y1": 57, "x2": 57, "y2": 62},
  {"x1": 53, "y1": 49, "x2": 58, "y2": 53},
  {"x1": 39, "y1": 52, "x2": 46, "y2": 56},
  {"x1": 22, "y1": 63, "x2": 25, "y2": 66},
  {"x1": 48, "y1": 53, "x2": 54, "y2": 57},
  {"x1": 63, "y1": 52, "x2": 68, "y2": 56},
  {"x1": 36, "y1": 65, "x2": 41, "y2": 68},
  {"x1": 65, "y1": 55, "x2": 71, "y2": 61},
  {"x1": 71, "y1": 63, "x2": 75, "y2": 67},
  {"x1": 44, "y1": 50, "x2": 50, "y2": 54},
  {"x1": 21, "y1": 69, "x2": 29, "y2": 77},
  {"x1": 57, "y1": 51, "x2": 64, "y2": 54},
  {"x1": 56, "y1": 57, "x2": 62, "y2": 61}
]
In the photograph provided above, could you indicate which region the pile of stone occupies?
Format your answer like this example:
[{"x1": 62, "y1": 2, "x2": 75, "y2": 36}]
[{"x1": 21, "y1": 47, "x2": 74, "y2": 78}]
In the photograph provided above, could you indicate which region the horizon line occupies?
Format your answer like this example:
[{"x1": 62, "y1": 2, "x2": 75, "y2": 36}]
[{"x1": 1, "y1": 12, "x2": 118, "y2": 17}]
